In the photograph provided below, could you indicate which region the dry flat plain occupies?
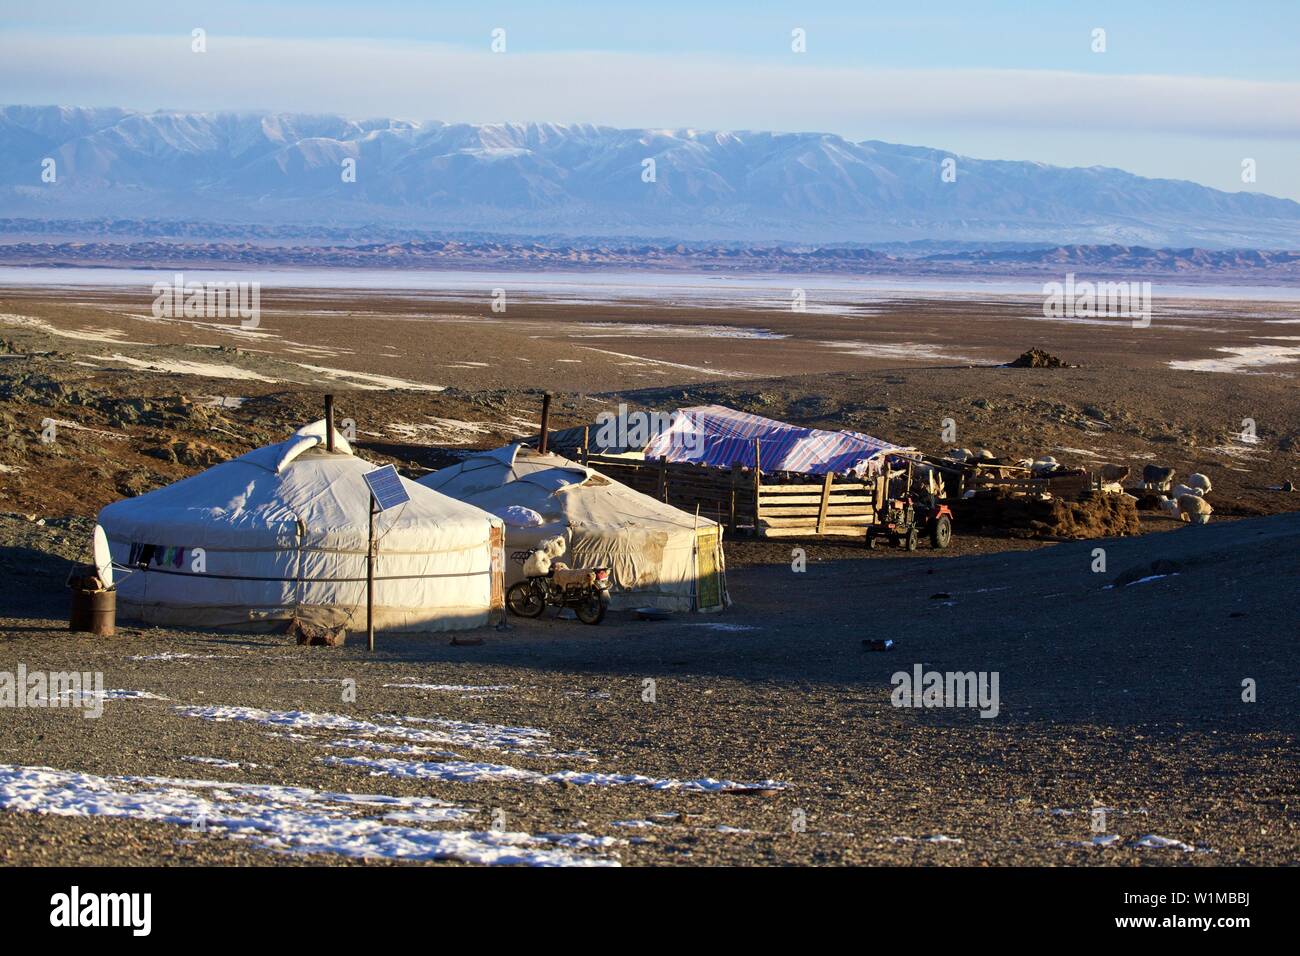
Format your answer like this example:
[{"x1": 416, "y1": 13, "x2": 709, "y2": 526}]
[{"x1": 0, "y1": 275, "x2": 1297, "y2": 866}]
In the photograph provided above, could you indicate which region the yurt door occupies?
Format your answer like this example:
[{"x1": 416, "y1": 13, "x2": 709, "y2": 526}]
[
  {"x1": 490, "y1": 524, "x2": 505, "y2": 611},
  {"x1": 695, "y1": 527, "x2": 724, "y2": 611}
]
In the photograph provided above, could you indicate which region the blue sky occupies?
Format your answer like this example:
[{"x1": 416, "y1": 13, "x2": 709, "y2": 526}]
[{"x1": 3, "y1": 0, "x2": 1299, "y2": 198}]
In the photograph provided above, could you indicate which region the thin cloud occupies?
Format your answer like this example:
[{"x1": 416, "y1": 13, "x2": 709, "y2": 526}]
[{"x1": 1, "y1": 32, "x2": 1298, "y2": 141}]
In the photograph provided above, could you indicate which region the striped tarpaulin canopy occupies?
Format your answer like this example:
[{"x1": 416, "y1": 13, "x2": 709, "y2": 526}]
[{"x1": 643, "y1": 405, "x2": 909, "y2": 476}]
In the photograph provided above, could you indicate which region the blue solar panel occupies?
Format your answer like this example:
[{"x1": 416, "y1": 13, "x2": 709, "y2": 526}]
[{"x1": 363, "y1": 464, "x2": 411, "y2": 512}]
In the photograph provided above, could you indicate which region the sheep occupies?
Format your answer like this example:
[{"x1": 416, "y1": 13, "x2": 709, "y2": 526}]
[
  {"x1": 1142, "y1": 464, "x2": 1176, "y2": 492},
  {"x1": 910, "y1": 462, "x2": 947, "y2": 499},
  {"x1": 946, "y1": 448, "x2": 973, "y2": 463},
  {"x1": 1031, "y1": 456, "x2": 1060, "y2": 478},
  {"x1": 1098, "y1": 463, "x2": 1130, "y2": 494},
  {"x1": 1185, "y1": 473, "x2": 1212, "y2": 495},
  {"x1": 1178, "y1": 494, "x2": 1213, "y2": 525},
  {"x1": 1158, "y1": 495, "x2": 1182, "y2": 519},
  {"x1": 973, "y1": 448, "x2": 996, "y2": 462},
  {"x1": 522, "y1": 534, "x2": 568, "y2": 577},
  {"x1": 1169, "y1": 482, "x2": 1205, "y2": 500}
]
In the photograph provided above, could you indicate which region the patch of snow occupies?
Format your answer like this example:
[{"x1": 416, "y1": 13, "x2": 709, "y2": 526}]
[
  {"x1": 93, "y1": 352, "x2": 280, "y2": 382},
  {"x1": 818, "y1": 341, "x2": 975, "y2": 363},
  {"x1": 1169, "y1": 345, "x2": 1300, "y2": 373},
  {"x1": 0, "y1": 764, "x2": 612, "y2": 866},
  {"x1": 382, "y1": 683, "x2": 514, "y2": 693},
  {"x1": 294, "y1": 363, "x2": 444, "y2": 392},
  {"x1": 180, "y1": 756, "x2": 247, "y2": 770},
  {"x1": 325, "y1": 754, "x2": 786, "y2": 793},
  {"x1": 576, "y1": 346, "x2": 745, "y2": 378},
  {"x1": 176, "y1": 705, "x2": 557, "y2": 756},
  {"x1": 1129, "y1": 833, "x2": 1198, "y2": 852},
  {"x1": 0, "y1": 313, "x2": 149, "y2": 345}
]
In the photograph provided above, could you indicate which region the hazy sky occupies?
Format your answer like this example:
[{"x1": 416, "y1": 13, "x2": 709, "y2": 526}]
[{"x1": 3, "y1": 0, "x2": 1299, "y2": 199}]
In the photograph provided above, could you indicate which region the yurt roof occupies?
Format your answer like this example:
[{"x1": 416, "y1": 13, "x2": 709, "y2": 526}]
[
  {"x1": 100, "y1": 421, "x2": 499, "y2": 551},
  {"x1": 421, "y1": 444, "x2": 716, "y2": 533}
]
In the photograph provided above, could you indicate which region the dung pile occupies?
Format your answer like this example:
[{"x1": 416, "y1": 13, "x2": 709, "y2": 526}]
[
  {"x1": 955, "y1": 490, "x2": 1140, "y2": 539},
  {"x1": 1008, "y1": 348, "x2": 1069, "y2": 368}
]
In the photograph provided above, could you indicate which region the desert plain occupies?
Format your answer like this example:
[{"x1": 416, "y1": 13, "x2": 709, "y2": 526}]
[{"x1": 0, "y1": 272, "x2": 1296, "y2": 866}]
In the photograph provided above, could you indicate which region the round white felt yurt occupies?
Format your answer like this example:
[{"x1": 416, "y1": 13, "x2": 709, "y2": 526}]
[
  {"x1": 98, "y1": 422, "x2": 503, "y2": 633},
  {"x1": 419, "y1": 444, "x2": 727, "y2": 613}
]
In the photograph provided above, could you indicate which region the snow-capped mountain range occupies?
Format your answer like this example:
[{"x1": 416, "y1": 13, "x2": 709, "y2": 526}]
[{"x1": 2, "y1": 105, "x2": 1298, "y2": 248}]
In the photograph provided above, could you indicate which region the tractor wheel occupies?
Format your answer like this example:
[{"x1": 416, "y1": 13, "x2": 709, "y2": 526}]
[
  {"x1": 904, "y1": 527, "x2": 919, "y2": 551},
  {"x1": 930, "y1": 515, "x2": 953, "y2": 550}
]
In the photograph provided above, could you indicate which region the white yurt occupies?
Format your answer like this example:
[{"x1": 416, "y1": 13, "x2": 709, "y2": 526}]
[
  {"x1": 419, "y1": 444, "x2": 727, "y2": 612},
  {"x1": 98, "y1": 421, "x2": 504, "y2": 633}
]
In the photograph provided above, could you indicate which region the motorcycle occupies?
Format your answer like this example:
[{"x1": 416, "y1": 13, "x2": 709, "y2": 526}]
[{"x1": 505, "y1": 546, "x2": 612, "y2": 625}]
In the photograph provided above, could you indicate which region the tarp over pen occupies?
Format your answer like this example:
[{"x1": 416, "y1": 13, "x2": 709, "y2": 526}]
[{"x1": 643, "y1": 405, "x2": 910, "y2": 476}]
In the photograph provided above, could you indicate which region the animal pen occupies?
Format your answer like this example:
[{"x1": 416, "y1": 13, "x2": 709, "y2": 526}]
[{"x1": 580, "y1": 441, "x2": 889, "y2": 539}]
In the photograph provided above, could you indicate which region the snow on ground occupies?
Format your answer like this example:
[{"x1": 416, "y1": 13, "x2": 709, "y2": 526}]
[
  {"x1": 175, "y1": 705, "x2": 560, "y2": 757},
  {"x1": 324, "y1": 738, "x2": 460, "y2": 760},
  {"x1": 385, "y1": 418, "x2": 527, "y2": 444},
  {"x1": 180, "y1": 756, "x2": 248, "y2": 770},
  {"x1": 818, "y1": 341, "x2": 975, "y2": 363},
  {"x1": 1064, "y1": 833, "x2": 1207, "y2": 852},
  {"x1": 93, "y1": 352, "x2": 280, "y2": 382},
  {"x1": 1129, "y1": 834, "x2": 1204, "y2": 852},
  {"x1": 292, "y1": 363, "x2": 444, "y2": 392},
  {"x1": 576, "y1": 346, "x2": 745, "y2": 378},
  {"x1": 41, "y1": 418, "x2": 130, "y2": 441},
  {"x1": 0, "y1": 764, "x2": 615, "y2": 866},
  {"x1": 324, "y1": 754, "x2": 786, "y2": 793},
  {"x1": 562, "y1": 322, "x2": 787, "y2": 340},
  {"x1": 382, "y1": 683, "x2": 515, "y2": 693},
  {"x1": 38, "y1": 688, "x2": 170, "y2": 703},
  {"x1": 0, "y1": 313, "x2": 149, "y2": 345},
  {"x1": 1169, "y1": 344, "x2": 1300, "y2": 373}
]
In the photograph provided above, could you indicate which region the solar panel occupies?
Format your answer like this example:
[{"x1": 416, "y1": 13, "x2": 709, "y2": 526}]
[{"x1": 363, "y1": 464, "x2": 411, "y2": 512}]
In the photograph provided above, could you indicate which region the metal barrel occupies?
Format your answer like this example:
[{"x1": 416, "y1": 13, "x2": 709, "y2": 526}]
[{"x1": 69, "y1": 588, "x2": 116, "y2": 636}]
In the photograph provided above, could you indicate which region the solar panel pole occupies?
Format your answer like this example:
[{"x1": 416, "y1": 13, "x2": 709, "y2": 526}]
[
  {"x1": 538, "y1": 392, "x2": 552, "y2": 454},
  {"x1": 367, "y1": 492, "x2": 376, "y2": 652}
]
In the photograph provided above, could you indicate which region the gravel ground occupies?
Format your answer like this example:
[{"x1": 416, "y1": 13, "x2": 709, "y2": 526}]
[
  {"x1": 1, "y1": 511, "x2": 1296, "y2": 866},
  {"x1": 0, "y1": 284, "x2": 1296, "y2": 866}
]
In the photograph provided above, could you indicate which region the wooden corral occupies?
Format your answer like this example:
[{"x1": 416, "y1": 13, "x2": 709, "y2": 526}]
[{"x1": 582, "y1": 437, "x2": 887, "y2": 539}]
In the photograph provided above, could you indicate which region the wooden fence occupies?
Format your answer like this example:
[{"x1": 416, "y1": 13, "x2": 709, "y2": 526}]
[{"x1": 583, "y1": 441, "x2": 886, "y2": 539}]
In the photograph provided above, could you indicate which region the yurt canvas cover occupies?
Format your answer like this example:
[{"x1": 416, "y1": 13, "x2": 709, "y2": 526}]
[
  {"x1": 99, "y1": 422, "x2": 504, "y2": 632},
  {"x1": 644, "y1": 405, "x2": 908, "y2": 476},
  {"x1": 419, "y1": 445, "x2": 727, "y2": 612}
]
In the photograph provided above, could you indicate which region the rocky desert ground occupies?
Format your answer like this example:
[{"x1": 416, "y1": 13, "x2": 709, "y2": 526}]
[{"x1": 0, "y1": 275, "x2": 1297, "y2": 866}]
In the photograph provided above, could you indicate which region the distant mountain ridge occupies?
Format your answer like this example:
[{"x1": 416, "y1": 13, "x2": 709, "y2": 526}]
[
  {"x1": 3, "y1": 232, "x2": 1298, "y2": 283},
  {"x1": 2, "y1": 105, "x2": 1299, "y2": 249}
]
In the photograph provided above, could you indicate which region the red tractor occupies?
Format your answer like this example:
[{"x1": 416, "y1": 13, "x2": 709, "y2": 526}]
[{"x1": 866, "y1": 489, "x2": 953, "y2": 551}]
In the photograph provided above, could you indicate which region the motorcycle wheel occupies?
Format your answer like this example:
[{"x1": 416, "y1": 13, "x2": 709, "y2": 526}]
[
  {"x1": 930, "y1": 514, "x2": 953, "y2": 550},
  {"x1": 506, "y1": 582, "x2": 546, "y2": 618},
  {"x1": 575, "y1": 590, "x2": 609, "y2": 625}
]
